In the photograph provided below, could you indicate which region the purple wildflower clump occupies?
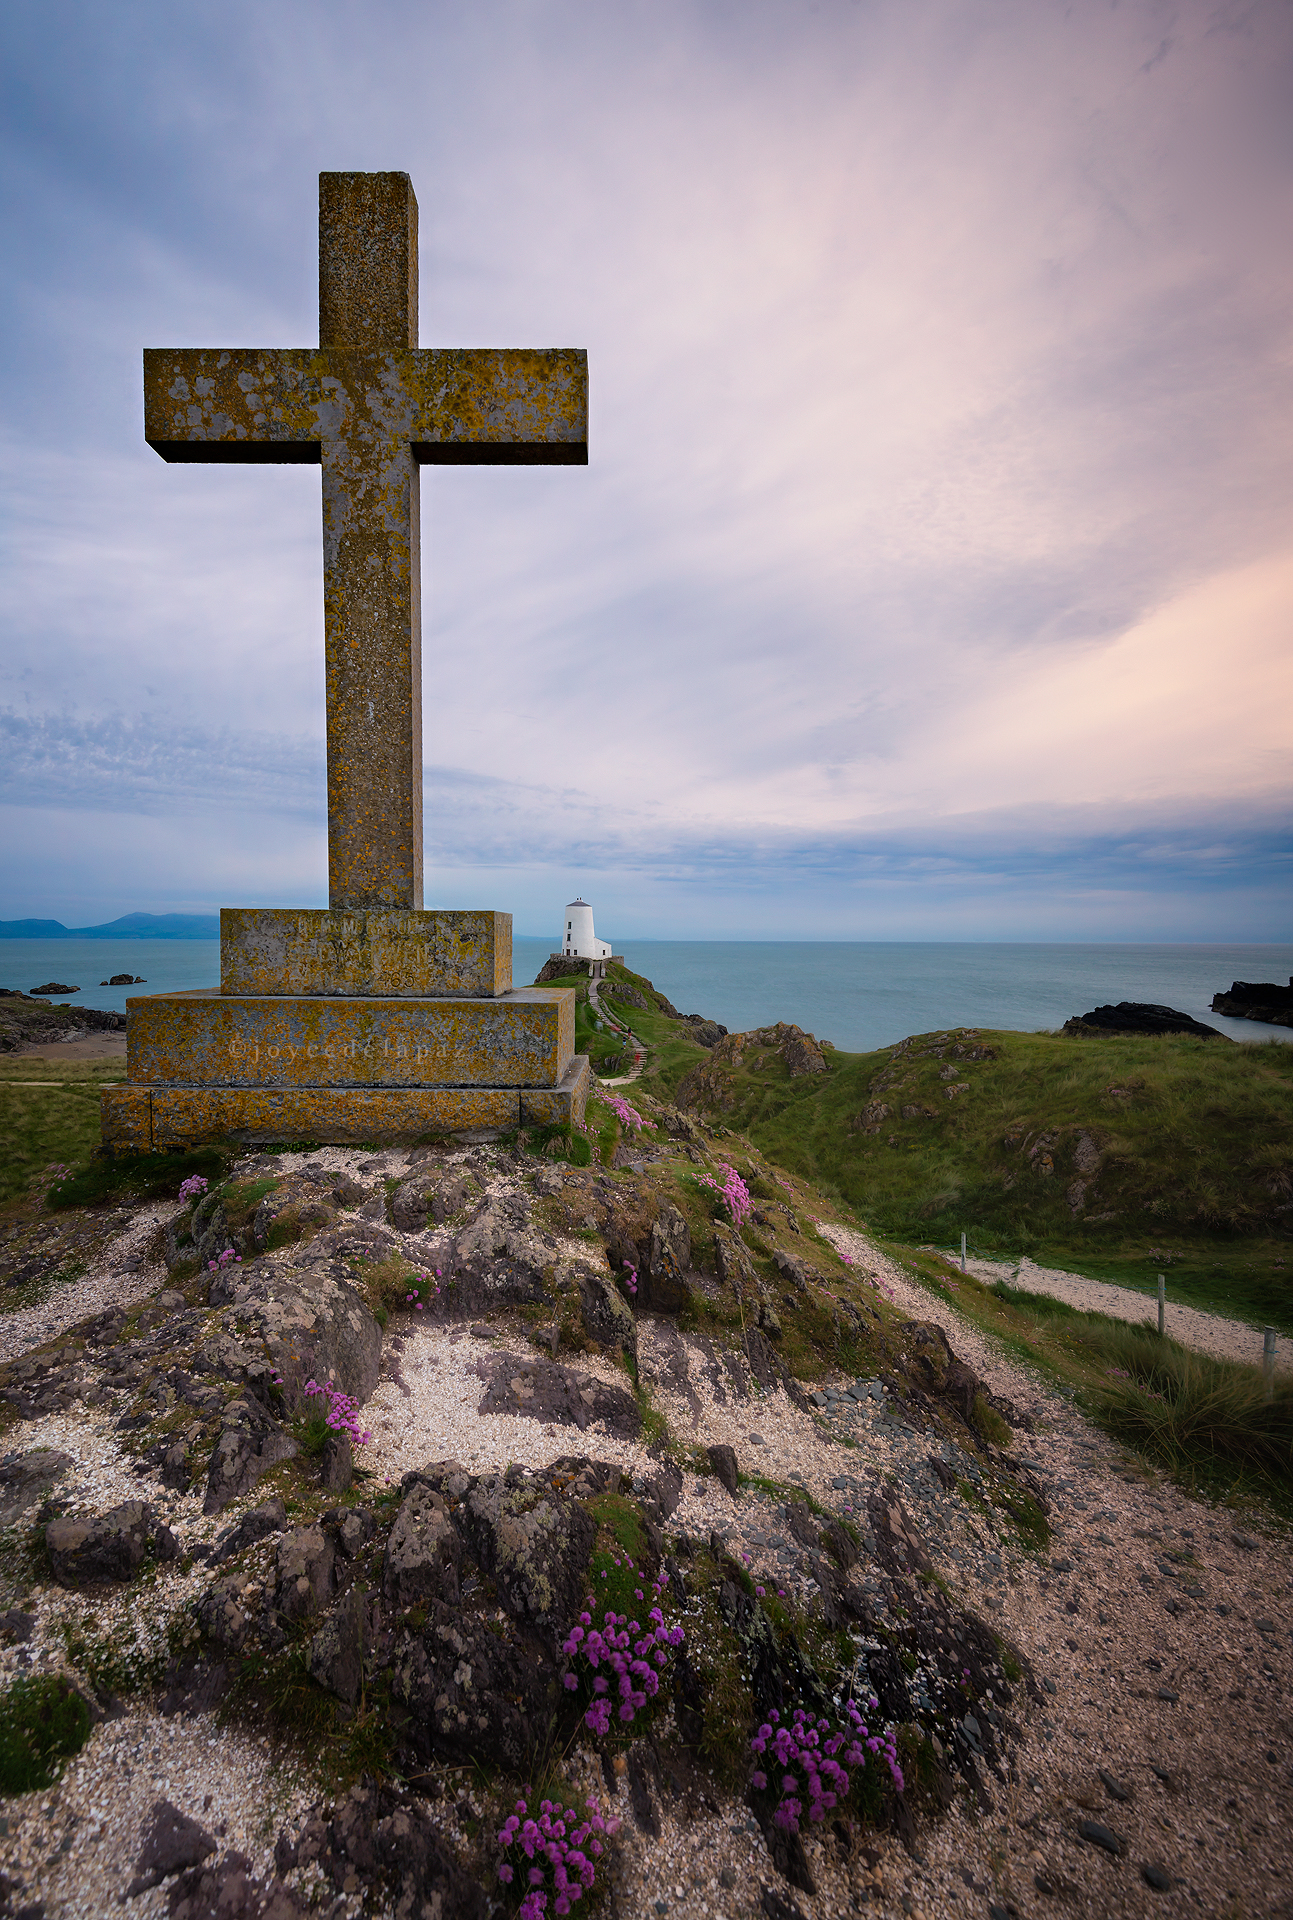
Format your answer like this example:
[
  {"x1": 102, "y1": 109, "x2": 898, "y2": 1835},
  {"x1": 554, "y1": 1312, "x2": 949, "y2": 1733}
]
[
  {"x1": 605, "y1": 1095, "x2": 644, "y2": 1133},
  {"x1": 178, "y1": 1174, "x2": 209, "y2": 1203},
  {"x1": 404, "y1": 1269, "x2": 443, "y2": 1311},
  {"x1": 496, "y1": 1795, "x2": 619, "y2": 1919},
  {"x1": 208, "y1": 1247, "x2": 242, "y2": 1273},
  {"x1": 749, "y1": 1700, "x2": 904, "y2": 1832},
  {"x1": 303, "y1": 1377, "x2": 372, "y2": 1447},
  {"x1": 560, "y1": 1569, "x2": 684, "y2": 1738},
  {"x1": 621, "y1": 1263, "x2": 638, "y2": 1298},
  {"x1": 698, "y1": 1163, "x2": 753, "y2": 1228}
]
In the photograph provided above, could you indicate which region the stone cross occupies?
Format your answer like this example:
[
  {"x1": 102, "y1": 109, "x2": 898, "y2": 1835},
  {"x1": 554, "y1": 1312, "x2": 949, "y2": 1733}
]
[{"x1": 144, "y1": 172, "x2": 587, "y2": 912}]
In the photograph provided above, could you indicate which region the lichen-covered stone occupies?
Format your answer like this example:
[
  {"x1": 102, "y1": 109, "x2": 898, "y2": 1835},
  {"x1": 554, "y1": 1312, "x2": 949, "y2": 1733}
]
[
  {"x1": 216, "y1": 1264, "x2": 382, "y2": 1403},
  {"x1": 577, "y1": 1268, "x2": 636, "y2": 1357},
  {"x1": 382, "y1": 1485, "x2": 462, "y2": 1611},
  {"x1": 476, "y1": 1353, "x2": 640, "y2": 1438},
  {"x1": 275, "y1": 1526, "x2": 337, "y2": 1622},
  {"x1": 196, "y1": 1579, "x2": 251, "y2": 1652},
  {"x1": 46, "y1": 1500, "x2": 177, "y2": 1585},
  {"x1": 0, "y1": 1447, "x2": 73, "y2": 1525}
]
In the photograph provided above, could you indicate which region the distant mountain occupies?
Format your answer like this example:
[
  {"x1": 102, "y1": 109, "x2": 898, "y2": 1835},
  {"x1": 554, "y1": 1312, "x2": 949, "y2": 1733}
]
[{"x1": 0, "y1": 913, "x2": 220, "y2": 939}]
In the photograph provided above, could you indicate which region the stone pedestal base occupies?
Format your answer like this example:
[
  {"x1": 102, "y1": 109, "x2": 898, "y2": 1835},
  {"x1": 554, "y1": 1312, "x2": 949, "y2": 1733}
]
[
  {"x1": 99, "y1": 907, "x2": 590, "y2": 1153},
  {"x1": 101, "y1": 1055, "x2": 590, "y2": 1150}
]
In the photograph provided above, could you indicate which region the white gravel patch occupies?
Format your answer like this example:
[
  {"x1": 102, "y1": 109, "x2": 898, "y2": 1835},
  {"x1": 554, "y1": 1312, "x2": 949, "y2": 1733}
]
[
  {"x1": 0, "y1": 1407, "x2": 167, "y2": 1516},
  {"x1": 0, "y1": 1206, "x2": 174, "y2": 1365},
  {"x1": 0, "y1": 1709, "x2": 313, "y2": 1920},
  {"x1": 362, "y1": 1321, "x2": 660, "y2": 1486}
]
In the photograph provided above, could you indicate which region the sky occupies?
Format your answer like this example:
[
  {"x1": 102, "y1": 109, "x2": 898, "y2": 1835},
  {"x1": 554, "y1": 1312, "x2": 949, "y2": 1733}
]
[{"x1": 2, "y1": 0, "x2": 1291, "y2": 942}]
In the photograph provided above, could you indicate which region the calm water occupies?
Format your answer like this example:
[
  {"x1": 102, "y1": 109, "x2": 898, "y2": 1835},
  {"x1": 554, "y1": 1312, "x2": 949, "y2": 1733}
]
[
  {"x1": 4, "y1": 936, "x2": 1290, "y2": 1055},
  {"x1": 513, "y1": 939, "x2": 1293, "y2": 1055}
]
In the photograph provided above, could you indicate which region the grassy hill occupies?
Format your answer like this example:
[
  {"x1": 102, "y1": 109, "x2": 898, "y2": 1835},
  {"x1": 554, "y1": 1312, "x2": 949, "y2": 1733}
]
[{"x1": 548, "y1": 965, "x2": 1293, "y2": 1332}]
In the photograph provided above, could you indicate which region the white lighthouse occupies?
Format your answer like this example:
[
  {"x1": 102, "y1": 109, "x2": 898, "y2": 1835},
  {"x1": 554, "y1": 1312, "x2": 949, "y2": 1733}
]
[{"x1": 562, "y1": 897, "x2": 613, "y2": 962}]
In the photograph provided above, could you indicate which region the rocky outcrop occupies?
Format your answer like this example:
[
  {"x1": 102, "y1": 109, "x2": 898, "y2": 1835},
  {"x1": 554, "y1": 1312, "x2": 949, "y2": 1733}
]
[
  {"x1": 675, "y1": 1022, "x2": 828, "y2": 1112},
  {"x1": 0, "y1": 990, "x2": 127, "y2": 1052},
  {"x1": 1062, "y1": 1002, "x2": 1227, "y2": 1040},
  {"x1": 213, "y1": 1496, "x2": 286, "y2": 1564},
  {"x1": 276, "y1": 1524, "x2": 337, "y2": 1622},
  {"x1": 1211, "y1": 978, "x2": 1293, "y2": 1028},
  {"x1": 214, "y1": 1261, "x2": 383, "y2": 1404},
  {"x1": 285, "y1": 1782, "x2": 490, "y2": 1919},
  {"x1": 643, "y1": 1203, "x2": 693, "y2": 1311},
  {"x1": 205, "y1": 1404, "x2": 298, "y2": 1516},
  {"x1": 0, "y1": 1447, "x2": 72, "y2": 1524},
  {"x1": 532, "y1": 955, "x2": 588, "y2": 984},
  {"x1": 577, "y1": 1267, "x2": 637, "y2": 1356},
  {"x1": 382, "y1": 1482, "x2": 463, "y2": 1611},
  {"x1": 389, "y1": 1167, "x2": 475, "y2": 1232},
  {"x1": 45, "y1": 1500, "x2": 177, "y2": 1585},
  {"x1": 476, "y1": 1352, "x2": 641, "y2": 1436},
  {"x1": 684, "y1": 1019, "x2": 725, "y2": 1047}
]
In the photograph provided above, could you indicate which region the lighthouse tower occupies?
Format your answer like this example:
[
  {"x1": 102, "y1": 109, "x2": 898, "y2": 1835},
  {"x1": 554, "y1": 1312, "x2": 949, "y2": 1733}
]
[{"x1": 562, "y1": 897, "x2": 612, "y2": 962}]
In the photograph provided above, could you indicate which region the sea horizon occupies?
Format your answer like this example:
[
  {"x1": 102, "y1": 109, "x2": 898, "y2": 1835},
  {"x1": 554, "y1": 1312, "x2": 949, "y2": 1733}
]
[{"x1": 3, "y1": 934, "x2": 1290, "y2": 1055}]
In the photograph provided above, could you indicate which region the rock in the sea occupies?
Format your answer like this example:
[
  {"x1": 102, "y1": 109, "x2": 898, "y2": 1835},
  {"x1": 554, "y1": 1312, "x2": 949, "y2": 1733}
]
[
  {"x1": 46, "y1": 1500, "x2": 177, "y2": 1585},
  {"x1": 1062, "y1": 1002, "x2": 1227, "y2": 1040},
  {"x1": 1211, "y1": 978, "x2": 1293, "y2": 1028},
  {"x1": 30, "y1": 982, "x2": 78, "y2": 996}
]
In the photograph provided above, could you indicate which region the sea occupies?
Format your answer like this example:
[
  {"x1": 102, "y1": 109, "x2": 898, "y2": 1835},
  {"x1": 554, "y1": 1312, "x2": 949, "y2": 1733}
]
[{"x1": 3, "y1": 936, "x2": 1291, "y2": 1056}]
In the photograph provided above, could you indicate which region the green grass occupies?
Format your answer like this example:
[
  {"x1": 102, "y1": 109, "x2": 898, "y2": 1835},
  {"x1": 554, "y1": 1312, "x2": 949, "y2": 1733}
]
[
  {"x1": 0, "y1": 1674, "x2": 91, "y2": 1794},
  {"x1": 0, "y1": 1059, "x2": 127, "y2": 1206},
  {"x1": 631, "y1": 1022, "x2": 1293, "y2": 1332},
  {"x1": 992, "y1": 1281, "x2": 1293, "y2": 1492},
  {"x1": 893, "y1": 1247, "x2": 1293, "y2": 1509},
  {"x1": 48, "y1": 1144, "x2": 232, "y2": 1211}
]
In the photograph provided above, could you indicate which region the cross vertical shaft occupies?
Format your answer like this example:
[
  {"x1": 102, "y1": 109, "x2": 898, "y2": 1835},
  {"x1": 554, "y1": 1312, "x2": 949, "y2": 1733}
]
[{"x1": 319, "y1": 171, "x2": 423, "y2": 910}]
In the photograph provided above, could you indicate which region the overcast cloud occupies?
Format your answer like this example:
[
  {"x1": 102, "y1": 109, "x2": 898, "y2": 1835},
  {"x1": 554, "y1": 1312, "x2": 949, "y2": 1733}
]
[{"x1": 1, "y1": 0, "x2": 1290, "y2": 939}]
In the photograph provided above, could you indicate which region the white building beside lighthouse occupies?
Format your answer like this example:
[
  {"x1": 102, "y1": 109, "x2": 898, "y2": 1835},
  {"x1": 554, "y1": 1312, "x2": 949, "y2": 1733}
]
[{"x1": 562, "y1": 897, "x2": 613, "y2": 962}]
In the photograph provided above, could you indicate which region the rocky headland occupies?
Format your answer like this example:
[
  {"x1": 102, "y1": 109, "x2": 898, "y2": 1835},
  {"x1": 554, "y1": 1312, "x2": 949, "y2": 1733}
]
[{"x1": 0, "y1": 1096, "x2": 1286, "y2": 1919}]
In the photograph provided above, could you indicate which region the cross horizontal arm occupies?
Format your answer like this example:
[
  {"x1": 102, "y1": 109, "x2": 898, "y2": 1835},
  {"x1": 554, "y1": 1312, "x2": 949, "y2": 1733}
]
[{"x1": 143, "y1": 347, "x2": 588, "y2": 464}]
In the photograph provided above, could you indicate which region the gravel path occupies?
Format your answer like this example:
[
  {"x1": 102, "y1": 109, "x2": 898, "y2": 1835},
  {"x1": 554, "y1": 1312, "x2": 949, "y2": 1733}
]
[{"x1": 961, "y1": 1251, "x2": 1290, "y2": 1374}]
